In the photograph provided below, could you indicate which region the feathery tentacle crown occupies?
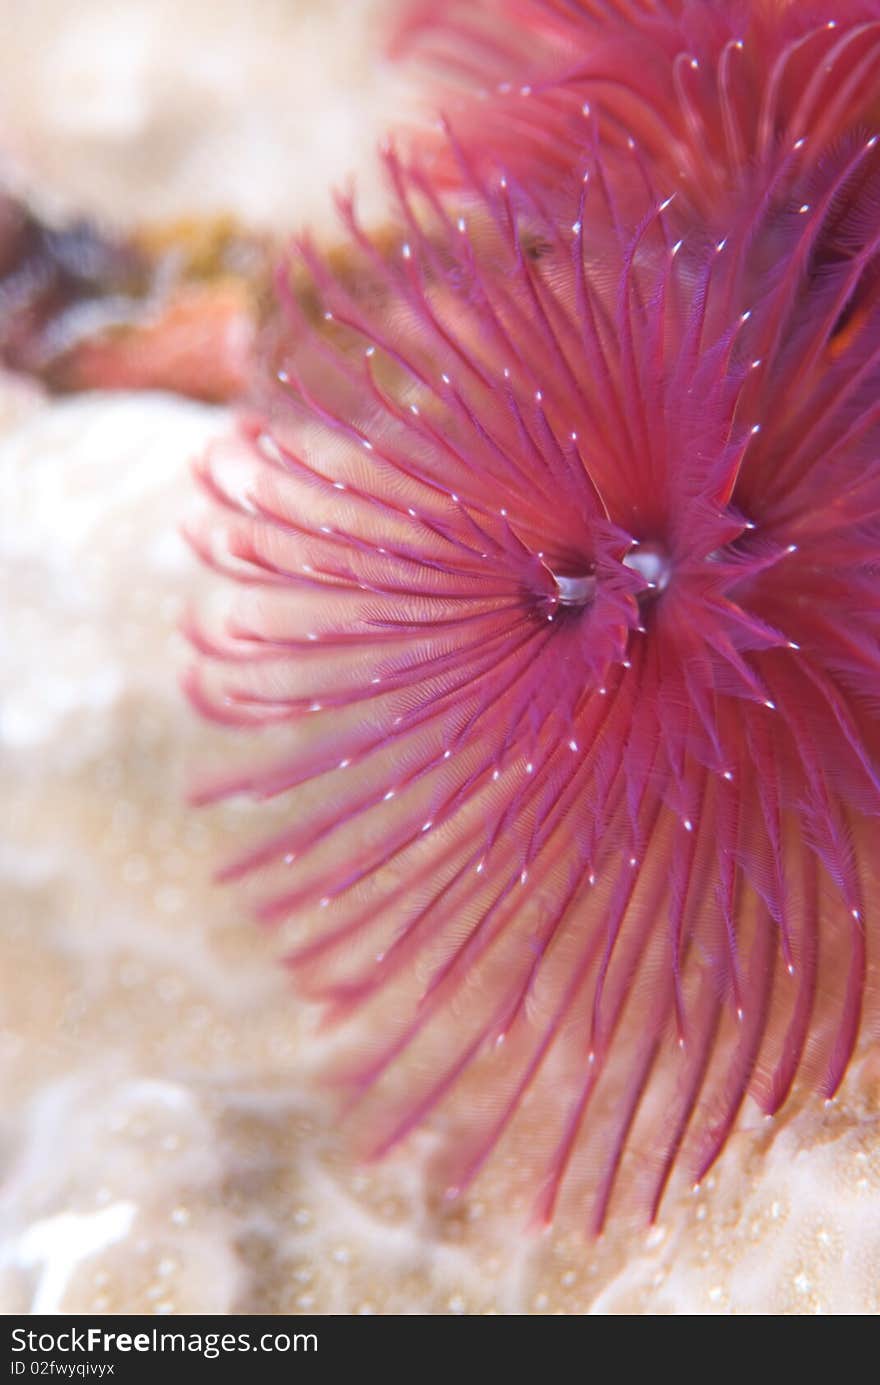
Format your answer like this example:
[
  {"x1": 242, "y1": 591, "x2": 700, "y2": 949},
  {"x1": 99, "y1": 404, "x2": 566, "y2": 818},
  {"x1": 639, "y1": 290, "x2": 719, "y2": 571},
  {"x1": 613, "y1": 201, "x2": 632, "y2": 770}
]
[
  {"x1": 399, "y1": 1, "x2": 880, "y2": 216},
  {"x1": 190, "y1": 0, "x2": 880, "y2": 1231}
]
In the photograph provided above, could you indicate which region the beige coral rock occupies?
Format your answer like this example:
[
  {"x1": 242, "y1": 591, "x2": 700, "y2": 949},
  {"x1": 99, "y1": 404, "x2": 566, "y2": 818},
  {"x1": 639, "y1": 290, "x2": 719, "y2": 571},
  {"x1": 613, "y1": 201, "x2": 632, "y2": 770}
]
[
  {"x1": 0, "y1": 0, "x2": 878, "y2": 1316},
  {"x1": 0, "y1": 0, "x2": 411, "y2": 234}
]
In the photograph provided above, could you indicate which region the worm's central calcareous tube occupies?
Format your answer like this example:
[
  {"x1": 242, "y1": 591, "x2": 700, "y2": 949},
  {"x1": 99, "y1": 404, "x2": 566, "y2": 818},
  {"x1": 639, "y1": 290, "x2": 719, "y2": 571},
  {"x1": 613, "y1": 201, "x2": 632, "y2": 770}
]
[{"x1": 548, "y1": 568, "x2": 598, "y2": 608}]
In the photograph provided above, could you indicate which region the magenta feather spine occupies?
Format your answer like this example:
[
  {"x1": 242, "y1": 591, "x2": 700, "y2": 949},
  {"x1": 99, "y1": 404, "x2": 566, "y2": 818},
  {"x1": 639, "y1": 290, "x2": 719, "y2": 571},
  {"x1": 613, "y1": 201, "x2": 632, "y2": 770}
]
[{"x1": 189, "y1": 8, "x2": 880, "y2": 1230}]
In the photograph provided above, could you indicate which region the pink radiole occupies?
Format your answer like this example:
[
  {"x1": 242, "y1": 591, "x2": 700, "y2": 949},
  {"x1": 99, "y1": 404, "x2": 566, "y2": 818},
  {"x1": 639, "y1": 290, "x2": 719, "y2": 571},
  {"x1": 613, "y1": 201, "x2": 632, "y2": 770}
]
[
  {"x1": 397, "y1": 1, "x2": 880, "y2": 218},
  {"x1": 189, "y1": 0, "x2": 880, "y2": 1231}
]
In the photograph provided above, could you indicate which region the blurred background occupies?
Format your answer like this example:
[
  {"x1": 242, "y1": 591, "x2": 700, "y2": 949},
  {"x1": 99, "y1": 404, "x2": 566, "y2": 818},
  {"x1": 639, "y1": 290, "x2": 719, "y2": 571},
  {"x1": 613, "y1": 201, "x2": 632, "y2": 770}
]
[
  {"x1": 0, "y1": 0, "x2": 404, "y2": 232},
  {"x1": 0, "y1": 0, "x2": 878, "y2": 1316}
]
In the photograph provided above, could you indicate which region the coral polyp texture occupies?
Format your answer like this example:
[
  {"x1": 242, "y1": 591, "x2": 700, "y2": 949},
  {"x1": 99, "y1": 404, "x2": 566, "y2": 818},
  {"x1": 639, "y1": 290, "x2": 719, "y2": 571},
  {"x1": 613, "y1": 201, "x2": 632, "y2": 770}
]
[{"x1": 190, "y1": 0, "x2": 880, "y2": 1232}]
